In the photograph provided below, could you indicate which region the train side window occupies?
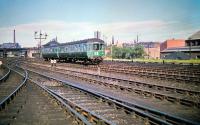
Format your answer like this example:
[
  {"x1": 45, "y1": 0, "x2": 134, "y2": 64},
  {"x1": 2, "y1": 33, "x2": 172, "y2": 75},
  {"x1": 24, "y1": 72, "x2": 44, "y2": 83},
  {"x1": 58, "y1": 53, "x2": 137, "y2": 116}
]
[
  {"x1": 87, "y1": 44, "x2": 90, "y2": 51},
  {"x1": 79, "y1": 44, "x2": 83, "y2": 52},
  {"x1": 72, "y1": 45, "x2": 75, "y2": 52},
  {"x1": 65, "y1": 47, "x2": 67, "y2": 52},
  {"x1": 69, "y1": 45, "x2": 71, "y2": 52},
  {"x1": 60, "y1": 47, "x2": 64, "y2": 53},
  {"x1": 78, "y1": 44, "x2": 81, "y2": 52},
  {"x1": 77, "y1": 44, "x2": 80, "y2": 52},
  {"x1": 83, "y1": 44, "x2": 86, "y2": 51},
  {"x1": 70, "y1": 45, "x2": 72, "y2": 52},
  {"x1": 76, "y1": 44, "x2": 78, "y2": 52},
  {"x1": 70, "y1": 45, "x2": 73, "y2": 52}
]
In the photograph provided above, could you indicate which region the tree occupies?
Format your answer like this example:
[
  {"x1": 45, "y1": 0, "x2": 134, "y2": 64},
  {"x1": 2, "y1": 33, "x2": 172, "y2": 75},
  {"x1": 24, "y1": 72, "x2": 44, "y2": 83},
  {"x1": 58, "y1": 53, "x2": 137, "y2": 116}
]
[{"x1": 111, "y1": 44, "x2": 145, "y2": 59}]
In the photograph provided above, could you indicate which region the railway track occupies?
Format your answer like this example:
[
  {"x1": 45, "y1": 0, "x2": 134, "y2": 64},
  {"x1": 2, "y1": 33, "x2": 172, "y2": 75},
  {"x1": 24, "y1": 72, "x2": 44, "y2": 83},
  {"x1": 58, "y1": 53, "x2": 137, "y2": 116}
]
[
  {"x1": 0, "y1": 65, "x2": 10, "y2": 83},
  {"x1": 0, "y1": 67, "x2": 23, "y2": 103},
  {"x1": 18, "y1": 63, "x2": 200, "y2": 125},
  {"x1": 26, "y1": 68, "x2": 173, "y2": 125},
  {"x1": 74, "y1": 64, "x2": 200, "y2": 84},
  {"x1": 24, "y1": 62, "x2": 200, "y2": 108},
  {"x1": 103, "y1": 60, "x2": 200, "y2": 75},
  {"x1": 30, "y1": 59, "x2": 200, "y2": 77},
  {"x1": 0, "y1": 65, "x2": 92, "y2": 125},
  {"x1": 27, "y1": 59, "x2": 200, "y2": 84}
]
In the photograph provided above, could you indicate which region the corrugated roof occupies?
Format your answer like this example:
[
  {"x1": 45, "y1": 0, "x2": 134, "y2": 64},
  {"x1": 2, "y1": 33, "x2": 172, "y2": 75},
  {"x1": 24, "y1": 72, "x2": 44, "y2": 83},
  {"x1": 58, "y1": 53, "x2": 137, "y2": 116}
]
[{"x1": 188, "y1": 30, "x2": 200, "y2": 40}]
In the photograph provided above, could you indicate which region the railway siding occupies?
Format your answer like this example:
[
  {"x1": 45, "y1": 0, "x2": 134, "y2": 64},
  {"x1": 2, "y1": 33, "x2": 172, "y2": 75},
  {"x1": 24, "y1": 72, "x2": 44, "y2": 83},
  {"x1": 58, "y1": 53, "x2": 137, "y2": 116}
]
[
  {"x1": 28, "y1": 74, "x2": 158, "y2": 125},
  {"x1": 23, "y1": 65, "x2": 200, "y2": 125},
  {"x1": 25, "y1": 62, "x2": 200, "y2": 108}
]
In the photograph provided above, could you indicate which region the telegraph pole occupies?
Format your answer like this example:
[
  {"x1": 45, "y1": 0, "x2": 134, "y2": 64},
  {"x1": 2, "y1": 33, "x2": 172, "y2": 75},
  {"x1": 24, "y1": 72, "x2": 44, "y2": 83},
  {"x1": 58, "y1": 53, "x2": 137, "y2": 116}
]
[
  {"x1": 34, "y1": 30, "x2": 47, "y2": 58},
  {"x1": 111, "y1": 36, "x2": 114, "y2": 61}
]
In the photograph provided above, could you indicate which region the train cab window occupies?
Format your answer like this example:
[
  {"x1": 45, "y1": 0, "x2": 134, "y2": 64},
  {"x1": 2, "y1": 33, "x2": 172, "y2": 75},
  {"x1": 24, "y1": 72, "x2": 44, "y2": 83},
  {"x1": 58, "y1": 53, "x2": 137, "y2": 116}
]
[
  {"x1": 100, "y1": 44, "x2": 104, "y2": 50},
  {"x1": 93, "y1": 44, "x2": 99, "y2": 50}
]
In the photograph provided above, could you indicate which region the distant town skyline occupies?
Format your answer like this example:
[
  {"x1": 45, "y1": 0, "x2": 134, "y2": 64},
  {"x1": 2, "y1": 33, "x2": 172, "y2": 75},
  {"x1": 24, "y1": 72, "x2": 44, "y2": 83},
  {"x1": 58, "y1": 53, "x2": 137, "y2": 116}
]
[{"x1": 0, "y1": 0, "x2": 200, "y2": 47}]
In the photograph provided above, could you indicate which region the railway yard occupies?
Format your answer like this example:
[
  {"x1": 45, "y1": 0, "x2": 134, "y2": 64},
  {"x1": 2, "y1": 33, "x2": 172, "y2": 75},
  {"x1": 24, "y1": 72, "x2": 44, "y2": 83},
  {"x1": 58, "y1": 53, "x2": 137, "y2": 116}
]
[{"x1": 0, "y1": 58, "x2": 200, "y2": 125}]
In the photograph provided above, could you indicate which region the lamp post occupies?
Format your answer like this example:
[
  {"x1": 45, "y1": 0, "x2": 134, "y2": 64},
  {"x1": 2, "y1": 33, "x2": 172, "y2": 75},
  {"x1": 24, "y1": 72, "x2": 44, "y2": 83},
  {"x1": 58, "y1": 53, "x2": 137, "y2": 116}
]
[{"x1": 34, "y1": 31, "x2": 47, "y2": 58}]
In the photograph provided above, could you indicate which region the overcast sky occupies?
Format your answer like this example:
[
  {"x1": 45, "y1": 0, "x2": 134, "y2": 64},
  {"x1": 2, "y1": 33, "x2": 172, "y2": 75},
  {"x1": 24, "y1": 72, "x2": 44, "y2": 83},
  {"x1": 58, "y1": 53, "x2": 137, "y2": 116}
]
[{"x1": 0, "y1": 0, "x2": 200, "y2": 47}]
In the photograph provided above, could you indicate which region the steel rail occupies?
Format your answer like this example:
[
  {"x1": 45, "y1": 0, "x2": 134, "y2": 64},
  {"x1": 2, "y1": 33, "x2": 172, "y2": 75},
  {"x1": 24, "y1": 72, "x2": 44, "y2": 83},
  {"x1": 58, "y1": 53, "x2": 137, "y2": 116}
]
[
  {"x1": 99, "y1": 67, "x2": 200, "y2": 83},
  {"x1": 0, "y1": 67, "x2": 28, "y2": 111},
  {"x1": 18, "y1": 64, "x2": 200, "y2": 124},
  {"x1": 27, "y1": 64, "x2": 200, "y2": 108},
  {"x1": 27, "y1": 63, "x2": 200, "y2": 97},
  {"x1": 44, "y1": 85, "x2": 116, "y2": 125},
  {"x1": 3, "y1": 65, "x2": 93, "y2": 125},
  {"x1": 29, "y1": 79, "x2": 93, "y2": 125},
  {"x1": 56, "y1": 66, "x2": 200, "y2": 96},
  {"x1": 25, "y1": 67, "x2": 181, "y2": 125},
  {"x1": 0, "y1": 65, "x2": 11, "y2": 83}
]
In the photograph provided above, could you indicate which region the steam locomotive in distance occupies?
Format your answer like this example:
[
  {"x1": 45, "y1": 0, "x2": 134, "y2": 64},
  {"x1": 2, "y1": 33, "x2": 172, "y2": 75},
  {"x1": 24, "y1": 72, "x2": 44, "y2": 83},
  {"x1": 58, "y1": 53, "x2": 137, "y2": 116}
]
[{"x1": 42, "y1": 38, "x2": 105, "y2": 64}]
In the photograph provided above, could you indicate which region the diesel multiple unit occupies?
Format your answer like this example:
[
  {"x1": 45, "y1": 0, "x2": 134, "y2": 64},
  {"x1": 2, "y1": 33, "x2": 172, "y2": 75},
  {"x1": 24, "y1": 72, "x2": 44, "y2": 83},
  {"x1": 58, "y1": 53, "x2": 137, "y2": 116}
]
[{"x1": 42, "y1": 38, "x2": 105, "y2": 63}]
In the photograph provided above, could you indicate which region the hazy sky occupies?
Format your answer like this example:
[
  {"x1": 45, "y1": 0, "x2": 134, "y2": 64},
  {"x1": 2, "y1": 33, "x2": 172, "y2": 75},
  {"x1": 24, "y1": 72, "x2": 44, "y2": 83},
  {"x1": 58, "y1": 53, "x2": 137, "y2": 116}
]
[{"x1": 0, "y1": 0, "x2": 200, "y2": 47}]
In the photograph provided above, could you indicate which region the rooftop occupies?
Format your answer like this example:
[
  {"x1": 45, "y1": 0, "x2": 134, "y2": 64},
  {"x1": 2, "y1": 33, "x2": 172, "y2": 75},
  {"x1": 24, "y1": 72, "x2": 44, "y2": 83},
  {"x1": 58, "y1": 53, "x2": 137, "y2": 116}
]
[
  {"x1": 0, "y1": 42, "x2": 21, "y2": 49},
  {"x1": 188, "y1": 30, "x2": 200, "y2": 40}
]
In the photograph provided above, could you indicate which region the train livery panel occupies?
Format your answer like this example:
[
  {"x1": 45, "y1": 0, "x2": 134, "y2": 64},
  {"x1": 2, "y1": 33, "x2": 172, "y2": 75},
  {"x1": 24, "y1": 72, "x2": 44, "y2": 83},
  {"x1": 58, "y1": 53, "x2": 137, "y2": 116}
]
[{"x1": 42, "y1": 38, "x2": 105, "y2": 63}]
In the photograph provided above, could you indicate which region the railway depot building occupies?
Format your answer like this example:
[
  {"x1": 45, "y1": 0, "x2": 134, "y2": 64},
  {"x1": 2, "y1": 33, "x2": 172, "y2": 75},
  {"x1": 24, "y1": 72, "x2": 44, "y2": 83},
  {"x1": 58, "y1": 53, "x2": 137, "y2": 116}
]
[{"x1": 160, "y1": 31, "x2": 200, "y2": 59}]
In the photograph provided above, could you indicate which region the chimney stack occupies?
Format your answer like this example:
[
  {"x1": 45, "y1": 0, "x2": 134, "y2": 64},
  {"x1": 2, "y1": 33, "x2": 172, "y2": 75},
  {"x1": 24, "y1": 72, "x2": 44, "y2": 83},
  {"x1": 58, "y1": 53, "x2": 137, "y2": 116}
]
[{"x1": 14, "y1": 29, "x2": 16, "y2": 44}]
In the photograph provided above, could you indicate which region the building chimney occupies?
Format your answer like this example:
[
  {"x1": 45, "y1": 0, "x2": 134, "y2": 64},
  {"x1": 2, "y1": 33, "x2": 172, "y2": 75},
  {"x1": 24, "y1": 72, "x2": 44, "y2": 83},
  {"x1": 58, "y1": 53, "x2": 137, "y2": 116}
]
[
  {"x1": 14, "y1": 29, "x2": 16, "y2": 44},
  {"x1": 112, "y1": 36, "x2": 114, "y2": 45}
]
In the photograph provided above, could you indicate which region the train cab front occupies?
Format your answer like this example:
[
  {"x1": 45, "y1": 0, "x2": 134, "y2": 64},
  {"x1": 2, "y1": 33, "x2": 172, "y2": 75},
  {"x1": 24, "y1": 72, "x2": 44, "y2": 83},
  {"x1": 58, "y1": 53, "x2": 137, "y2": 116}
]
[{"x1": 90, "y1": 43, "x2": 105, "y2": 64}]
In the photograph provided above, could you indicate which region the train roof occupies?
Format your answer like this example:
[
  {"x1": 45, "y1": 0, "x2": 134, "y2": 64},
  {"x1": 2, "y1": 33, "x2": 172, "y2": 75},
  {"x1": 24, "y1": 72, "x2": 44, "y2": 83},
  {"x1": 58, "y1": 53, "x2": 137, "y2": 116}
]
[
  {"x1": 43, "y1": 38, "x2": 105, "y2": 48},
  {"x1": 61, "y1": 38, "x2": 105, "y2": 46}
]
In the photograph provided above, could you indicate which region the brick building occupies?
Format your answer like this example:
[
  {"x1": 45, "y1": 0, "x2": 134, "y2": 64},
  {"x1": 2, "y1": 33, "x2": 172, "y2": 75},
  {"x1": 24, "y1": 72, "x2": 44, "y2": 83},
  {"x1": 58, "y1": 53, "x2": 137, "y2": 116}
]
[
  {"x1": 160, "y1": 39, "x2": 185, "y2": 51},
  {"x1": 137, "y1": 42, "x2": 160, "y2": 59}
]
